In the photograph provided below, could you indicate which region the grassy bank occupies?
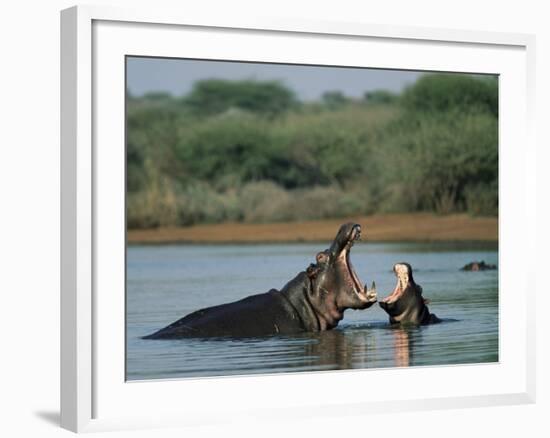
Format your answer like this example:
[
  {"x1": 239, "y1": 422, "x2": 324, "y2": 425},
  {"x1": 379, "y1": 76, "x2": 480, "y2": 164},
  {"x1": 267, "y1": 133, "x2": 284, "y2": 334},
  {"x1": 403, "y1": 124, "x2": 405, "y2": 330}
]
[{"x1": 127, "y1": 213, "x2": 498, "y2": 244}]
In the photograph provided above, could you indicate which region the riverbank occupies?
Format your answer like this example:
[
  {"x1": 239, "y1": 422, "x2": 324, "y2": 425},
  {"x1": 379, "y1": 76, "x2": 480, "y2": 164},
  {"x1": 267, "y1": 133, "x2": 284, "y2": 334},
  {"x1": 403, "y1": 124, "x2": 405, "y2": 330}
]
[{"x1": 127, "y1": 213, "x2": 498, "y2": 244}]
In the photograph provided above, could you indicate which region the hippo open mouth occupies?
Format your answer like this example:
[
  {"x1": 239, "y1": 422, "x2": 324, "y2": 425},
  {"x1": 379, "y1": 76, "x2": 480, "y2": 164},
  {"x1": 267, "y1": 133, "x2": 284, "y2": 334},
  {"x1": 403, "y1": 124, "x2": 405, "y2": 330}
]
[
  {"x1": 381, "y1": 263, "x2": 410, "y2": 304},
  {"x1": 336, "y1": 224, "x2": 377, "y2": 305}
]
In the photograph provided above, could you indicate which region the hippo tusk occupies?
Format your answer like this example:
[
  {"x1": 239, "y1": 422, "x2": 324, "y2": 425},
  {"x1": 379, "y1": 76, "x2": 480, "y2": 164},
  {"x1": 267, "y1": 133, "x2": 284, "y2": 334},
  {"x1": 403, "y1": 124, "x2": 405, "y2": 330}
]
[{"x1": 364, "y1": 281, "x2": 377, "y2": 301}]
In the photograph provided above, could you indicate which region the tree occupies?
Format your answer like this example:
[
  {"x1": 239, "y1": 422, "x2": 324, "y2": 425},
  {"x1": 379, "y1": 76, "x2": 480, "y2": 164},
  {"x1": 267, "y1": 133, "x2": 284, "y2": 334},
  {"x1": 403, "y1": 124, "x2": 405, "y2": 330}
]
[
  {"x1": 184, "y1": 79, "x2": 297, "y2": 116},
  {"x1": 401, "y1": 73, "x2": 498, "y2": 117},
  {"x1": 321, "y1": 91, "x2": 349, "y2": 109},
  {"x1": 364, "y1": 89, "x2": 398, "y2": 105}
]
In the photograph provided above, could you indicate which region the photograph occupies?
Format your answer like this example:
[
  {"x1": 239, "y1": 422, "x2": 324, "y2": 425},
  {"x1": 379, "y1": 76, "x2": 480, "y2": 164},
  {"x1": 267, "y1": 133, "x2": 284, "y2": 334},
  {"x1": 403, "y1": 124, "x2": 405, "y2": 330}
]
[{"x1": 125, "y1": 57, "x2": 499, "y2": 380}]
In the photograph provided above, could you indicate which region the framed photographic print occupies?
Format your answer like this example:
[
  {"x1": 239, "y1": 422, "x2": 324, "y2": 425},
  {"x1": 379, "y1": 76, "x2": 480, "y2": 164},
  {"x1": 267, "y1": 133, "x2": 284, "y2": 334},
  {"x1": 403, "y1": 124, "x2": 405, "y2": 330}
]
[{"x1": 61, "y1": 5, "x2": 536, "y2": 433}]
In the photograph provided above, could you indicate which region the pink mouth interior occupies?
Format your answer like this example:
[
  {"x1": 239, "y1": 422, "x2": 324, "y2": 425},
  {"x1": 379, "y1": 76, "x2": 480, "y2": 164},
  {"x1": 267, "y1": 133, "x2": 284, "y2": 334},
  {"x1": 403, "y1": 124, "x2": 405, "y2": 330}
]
[
  {"x1": 381, "y1": 280, "x2": 404, "y2": 303},
  {"x1": 341, "y1": 226, "x2": 369, "y2": 300},
  {"x1": 346, "y1": 252, "x2": 364, "y2": 295}
]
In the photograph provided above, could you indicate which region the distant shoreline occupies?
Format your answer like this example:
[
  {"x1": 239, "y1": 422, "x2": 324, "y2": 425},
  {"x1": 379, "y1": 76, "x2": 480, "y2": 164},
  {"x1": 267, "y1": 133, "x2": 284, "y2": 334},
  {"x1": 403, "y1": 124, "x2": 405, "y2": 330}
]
[{"x1": 127, "y1": 213, "x2": 498, "y2": 245}]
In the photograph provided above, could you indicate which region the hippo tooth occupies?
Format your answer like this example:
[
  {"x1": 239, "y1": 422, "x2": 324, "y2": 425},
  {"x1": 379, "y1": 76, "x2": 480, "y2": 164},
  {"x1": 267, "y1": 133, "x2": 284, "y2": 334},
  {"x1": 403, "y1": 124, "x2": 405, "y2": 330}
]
[
  {"x1": 364, "y1": 281, "x2": 376, "y2": 293},
  {"x1": 364, "y1": 282, "x2": 377, "y2": 301}
]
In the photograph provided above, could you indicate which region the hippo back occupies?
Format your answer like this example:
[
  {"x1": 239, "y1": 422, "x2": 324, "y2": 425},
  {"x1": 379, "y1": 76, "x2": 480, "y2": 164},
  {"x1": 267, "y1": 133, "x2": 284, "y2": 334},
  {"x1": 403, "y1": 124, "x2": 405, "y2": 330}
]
[{"x1": 143, "y1": 289, "x2": 306, "y2": 339}]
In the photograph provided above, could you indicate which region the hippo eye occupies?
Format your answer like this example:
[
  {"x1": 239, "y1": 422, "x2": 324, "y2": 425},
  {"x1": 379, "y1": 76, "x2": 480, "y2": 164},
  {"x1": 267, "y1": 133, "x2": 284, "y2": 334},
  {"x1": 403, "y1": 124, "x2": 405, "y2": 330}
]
[
  {"x1": 316, "y1": 252, "x2": 328, "y2": 263},
  {"x1": 306, "y1": 263, "x2": 319, "y2": 279}
]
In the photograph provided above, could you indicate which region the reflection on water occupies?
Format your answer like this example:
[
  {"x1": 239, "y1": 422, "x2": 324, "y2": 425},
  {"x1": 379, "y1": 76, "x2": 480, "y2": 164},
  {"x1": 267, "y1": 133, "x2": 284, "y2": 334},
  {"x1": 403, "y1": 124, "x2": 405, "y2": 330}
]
[
  {"x1": 126, "y1": 242, "x2": 498, "y2": 380},
  {"x1": 392, "y1": 328, "x2": 411, "y2": 367}
]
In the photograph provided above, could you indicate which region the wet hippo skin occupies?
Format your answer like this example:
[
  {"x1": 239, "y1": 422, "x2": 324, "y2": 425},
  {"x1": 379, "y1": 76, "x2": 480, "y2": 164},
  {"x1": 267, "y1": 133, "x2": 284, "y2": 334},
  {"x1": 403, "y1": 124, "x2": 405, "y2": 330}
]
[{"x1": 143, "y1": 223, "x2": 377, "y2": 339}]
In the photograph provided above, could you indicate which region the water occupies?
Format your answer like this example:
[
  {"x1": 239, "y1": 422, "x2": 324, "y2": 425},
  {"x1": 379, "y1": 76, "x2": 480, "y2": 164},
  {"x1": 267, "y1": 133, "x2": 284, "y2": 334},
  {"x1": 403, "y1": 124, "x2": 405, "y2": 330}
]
[{"x1": 126, "y1": 242, "x2": 498, "y2": 380}]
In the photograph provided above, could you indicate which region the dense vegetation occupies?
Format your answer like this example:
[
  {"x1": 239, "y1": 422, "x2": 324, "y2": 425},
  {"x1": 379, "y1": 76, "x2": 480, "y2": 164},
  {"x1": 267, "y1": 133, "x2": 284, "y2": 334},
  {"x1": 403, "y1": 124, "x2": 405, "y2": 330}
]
[{"x1": 127, "y1": 74, "x2": 498, "y2": 228}]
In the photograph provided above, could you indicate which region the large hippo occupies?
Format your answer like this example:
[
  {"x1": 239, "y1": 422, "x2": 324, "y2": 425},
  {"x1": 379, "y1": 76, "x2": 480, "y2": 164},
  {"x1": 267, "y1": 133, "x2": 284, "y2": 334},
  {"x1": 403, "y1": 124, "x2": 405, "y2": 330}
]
[
  {"x1": 378, "y1": 263, "x2": 440, "y2": 325},
  {"x1": 143, "y1": 223, "x2": 378, "y2": 339}
]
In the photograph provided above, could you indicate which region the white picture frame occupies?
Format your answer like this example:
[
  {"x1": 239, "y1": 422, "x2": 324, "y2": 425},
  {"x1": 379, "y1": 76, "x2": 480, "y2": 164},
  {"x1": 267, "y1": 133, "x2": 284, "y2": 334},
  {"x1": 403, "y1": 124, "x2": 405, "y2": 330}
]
[{"x1": 60, "y1": 4, "x2": 536, "y2": 433}]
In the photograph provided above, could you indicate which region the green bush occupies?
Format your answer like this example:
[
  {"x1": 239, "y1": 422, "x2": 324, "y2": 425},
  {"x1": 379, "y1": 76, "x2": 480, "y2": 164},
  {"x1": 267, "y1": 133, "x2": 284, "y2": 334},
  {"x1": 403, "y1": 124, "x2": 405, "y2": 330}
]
[
  {"x1": 126, "y1": 73, "x2": 499, "y2": 227},
  {"x1": 174, "y1": 113, "x2": 292, "y2": 189},
  {"x1": 322, "y1": 91, "x2": 349, "y2": 110},
  {"x1": 238, "y1": 181, "x2": 292, "y2": 222},
  {"x1": 464, "y1": 181, "x2": 498, "y2": 216},
  {"x1": 287, "y1": 186, "x2": 369, "y2": 220},
  {"x1": 126, "y1": 101, "x2": 187, "y2": 192},
  {"x1": 273, "y1": 105, "x2": 395, "y2": 187},
  {"x1": 378, "y1": 109, "x2": 498, "y2": 214},
  {"x1": 173, "y1": 105, "x2": 395, "y2": 190},
  {"x1": 185, "y1": 79, "x2": 297, "y2": 117},
  {"x1": 238, "y1": 183, "x2": 374, "y2": 223},
  {"x1": 401, "y1": 74, "x2": 498, "y2": 117},
  {"x1": 177, "y1": 182, "x2": 239, "y2": 225},
  {"x1": 126, "y1": 174, "x2": 179, "y2": 228},
  {"x1": 364, "y1": 89, "x2": 398, "y2": 105}
]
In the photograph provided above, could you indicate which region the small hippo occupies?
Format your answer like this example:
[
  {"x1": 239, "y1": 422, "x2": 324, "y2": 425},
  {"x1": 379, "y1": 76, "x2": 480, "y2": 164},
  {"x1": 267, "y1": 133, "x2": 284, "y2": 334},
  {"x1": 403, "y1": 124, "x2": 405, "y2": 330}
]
[
  {"x1": 461, "y1": 261, "x2": 497, "y2": 271},
  {"x1": 379, "y1": 263, "x2": 440, "y2": 326}
]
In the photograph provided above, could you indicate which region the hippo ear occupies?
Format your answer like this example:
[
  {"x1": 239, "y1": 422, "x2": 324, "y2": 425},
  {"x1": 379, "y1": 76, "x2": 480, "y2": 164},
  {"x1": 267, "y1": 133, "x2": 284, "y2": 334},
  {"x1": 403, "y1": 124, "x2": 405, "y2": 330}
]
[
  {"x1": 306, "y1": 263, "x2": 320, "y2": 279},
  {"x1": 316, "y1": 251, "x2": 329, "y2": 264},
  {"x1": 423, "y1": 298, "x2": 431, "y2": 305}
]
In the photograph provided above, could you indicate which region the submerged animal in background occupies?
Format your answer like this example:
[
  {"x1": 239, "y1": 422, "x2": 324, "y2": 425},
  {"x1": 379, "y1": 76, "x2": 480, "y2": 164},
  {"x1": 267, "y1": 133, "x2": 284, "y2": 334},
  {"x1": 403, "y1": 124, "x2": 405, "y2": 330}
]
[
  {"x1": 461, "y1": 261, "x2": 497, "y2": 271},
  {"x1": 378, "y1": 263, "x2": 440, "y2": 326},
  {"x1": 143, "y1": 223, "x2": 378, "y2": 339}
]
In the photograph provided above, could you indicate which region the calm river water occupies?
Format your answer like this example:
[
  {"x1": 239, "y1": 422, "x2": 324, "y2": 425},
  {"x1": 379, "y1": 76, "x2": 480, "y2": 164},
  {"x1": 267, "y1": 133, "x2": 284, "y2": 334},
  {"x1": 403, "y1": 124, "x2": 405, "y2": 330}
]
[{"x1": 126, "y1": 242, "x2": 498, "y2": 380}]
